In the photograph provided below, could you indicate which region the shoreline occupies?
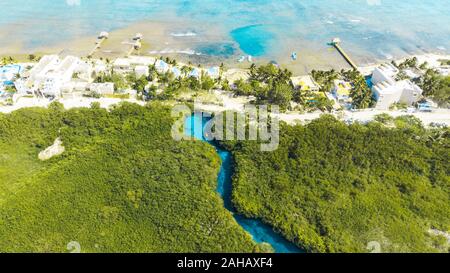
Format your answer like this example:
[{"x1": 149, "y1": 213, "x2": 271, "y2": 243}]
[
  {"x1": 358, "y1": 53, "x2": 450, "y2": 76},
  {"x1": 1, "y1": 19, "x2": 449, "y2": 75},
  {"x1": 2, "y1": 49, "x2": 449, "y2": 79}
]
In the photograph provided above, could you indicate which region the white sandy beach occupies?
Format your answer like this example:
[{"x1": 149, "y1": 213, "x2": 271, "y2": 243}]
[{"x1": 358, "y1": 53, "x2": 450, "y2": 76}]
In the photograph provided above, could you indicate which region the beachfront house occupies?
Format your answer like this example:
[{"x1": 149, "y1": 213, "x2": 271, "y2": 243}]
[
  {"x1": 171, "y1": 67, "x2": 181, "y2": 78},
  {"x1": 89, "y1": 82, "x2": 115, "y2": 95},
  {"x1": 42, "y1": 78, "x2": 63, "y2": 97},
  {"x1": 437, "y1": 65, "x2": 450, "y2": 76},
  {"x1": 332, "y1": 79, "x2": 352, "y2": 104},
  {"x1": 372, "y1": 63, "x2": 399, "y2": 85},
  {"x1": 73, "y1": 61, "x2": 93, "y2": 82},
  {"x1": 206, "y1": 67, "x2": 220, "y2": 79},
  {"x1": 93, "y1": 60, "x2": 108, "y2": 75},
  {"x1": 129, "y1": 56, "x2": 155, "y2": 67},
  {"x1": 223, "y1": 68, "x2": 250, "y2": 84},
  {"x1": 155, "y1": 60, "x2": 170, "y2": 73},
  {"x1": 290, "y1": 76, "x2": 320, "y2": 92},
  {"x1": 403, "y1": 68, "x2": 422, "y2": 80},
  {"x1": 135, "y1": 65, "x2": 149, "y2": 78},
  {"x1": 55, "y1": 56, "x2": 80, "y2": 83},
  {"x1": 0, "y1": 64, "x2": 22, "y2": 84},
  {"x1": 113, "y1": 58, "x2": 132, "y2": 73},
  {"x1": 113, "y1": 56, "x2": 156, "y2": 75},
  {"x1": 189, "y1": 68, "x2": 201, "y2": 79},
  {"x1": 25, "y1": 55, "x2": 59, "y2": 85},
  {"x1": 14, "y1": 79, "x2": 29, "y2": 95},
  {"x1": 371, "y1": 63, "x2": 423, "y2": 110},
  {"x1": 372, "y1": 80, "x2": 423, "y2": 110},
  {"x1": 22, "y1": 55, "x2": 83, "y2": 97}
]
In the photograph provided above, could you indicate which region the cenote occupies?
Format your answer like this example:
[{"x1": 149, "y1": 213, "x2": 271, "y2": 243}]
[{"x1": 185, "y1": 113, "x2": 302, "y2": 253}]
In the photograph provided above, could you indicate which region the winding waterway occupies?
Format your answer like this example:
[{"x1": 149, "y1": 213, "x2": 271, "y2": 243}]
[{"x1": 185, "y1": 114, "x2": 302, "y2": 253}]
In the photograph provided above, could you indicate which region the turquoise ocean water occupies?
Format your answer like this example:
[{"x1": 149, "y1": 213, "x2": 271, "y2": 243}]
[{"x1": 0, "y1": 0, "x2": 449, "y2": 62}]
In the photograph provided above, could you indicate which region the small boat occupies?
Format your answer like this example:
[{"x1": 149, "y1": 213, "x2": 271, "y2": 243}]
[
  {"x1": 291, "y1": 52, "x2": 297, "y2": 61},
  {"x1": 247, "y1": 55, "x2": 253, "y2": 62},
  {"x1": 238, "y1": 56, "x2": 245, "y2": 63}
]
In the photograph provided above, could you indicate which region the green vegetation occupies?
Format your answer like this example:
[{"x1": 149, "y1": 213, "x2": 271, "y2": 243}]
[
  {"x1": 0, "y1": 102, "x2": 256, "y2": 252},
  {"x1": 94, "y1": 71, "x2": 128, "y2": 91},
  {"x1": 311, "y1": 69, "x2": 339, "y2": 93},
  {"x1": 389, "y1": 102, "x2": 408, "y2": 111},
  {"x1": 342, "y1": 70, "x2": 374, "y2": 109},
  {"x1": 1, "y1": 56, "x2": 16, "y2": 66},
  {"x1": 232, "y1": 64, "x2": 293, "y2": 110},
  {"x1": 418, "y1": 69, "x2": 450, "y2": 107},
  {"x1": 393, "y1": 57, "x2": 419, "y2": 70},
  {"x1": 225, "y1": 115, "x2": 450, "y2": 253},
  {"x1": 233, "y1": 64, "x2": 338, "y2": 111}
]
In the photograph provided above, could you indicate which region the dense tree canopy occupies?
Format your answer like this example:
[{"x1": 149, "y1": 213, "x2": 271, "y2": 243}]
[
  {"x1": 342, "y1": 70, "x2": 374, "y2": 109},
  {"x1": 0, "y1": 103, "x2": 256, "y2": 253},
  {"x1": 418, "y1": 69, "x2": 450, "y2": 107},
  {"x1": 226, "y1": 115, "x2": 450, "y2": 253}
]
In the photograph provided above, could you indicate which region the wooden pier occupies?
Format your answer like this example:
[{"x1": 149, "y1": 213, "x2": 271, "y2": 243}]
[
  {"x1": 126, "y1": 33, "x2": 143, "y2": 57},
  {"x1": 330, "y1": 38, "x2": 358, "y2": 70},
  {"x1": 88, "y1": 31, "x2": 109, "y2": 57}
]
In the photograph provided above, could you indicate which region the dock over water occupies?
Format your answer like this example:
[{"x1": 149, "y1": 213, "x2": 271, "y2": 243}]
[
  {"x1": 88, "y1": 32, "x2": 109, "y2": 57},
  {"x1": 330, "y1": 38, "x2": 358, "y2": 70}
]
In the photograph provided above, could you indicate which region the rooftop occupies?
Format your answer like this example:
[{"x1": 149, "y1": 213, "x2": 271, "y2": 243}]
[{"x1": 291, "y1": 75, "x2": 319, "y2": 91}]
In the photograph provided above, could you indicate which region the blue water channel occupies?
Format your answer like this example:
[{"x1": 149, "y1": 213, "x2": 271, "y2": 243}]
[{"x1": 185, "y1": 114, "x2": 302, "y2": 253}]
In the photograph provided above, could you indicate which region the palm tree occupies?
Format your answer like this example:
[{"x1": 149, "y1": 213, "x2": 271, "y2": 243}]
[
  {"x1": 159, "y1": 72, "x2": 170, "y2": 86},
  {"x1": 181, "y1": 65, "x2": 192, "y2": 78},
  {"x1": 249, "y1": 63, "x2": 257, "y2": 77}
]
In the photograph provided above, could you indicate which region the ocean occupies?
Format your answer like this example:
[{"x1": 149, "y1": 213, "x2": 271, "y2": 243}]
[{"x1": 0, "y1": 0, "x2": 449, "y2": 66}]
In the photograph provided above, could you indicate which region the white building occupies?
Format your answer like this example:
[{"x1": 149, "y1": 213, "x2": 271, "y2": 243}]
[
  {"x1": 206, "y1": 67, "x2": 220, "y2": 79},
  {"x1": 372, "y1": 80, "x2": 423, "y2": 110},
  {"x1": 93, "y1": 60, "x2": 108, "y2": 75},
  {"x1": 0, "y1": 64, "x2": 22, "y2": 83},
  {"x1": 128, "y1": 56, "x2": 155, "y2": 66},
  {"x1": 372, "y1": 63, "x2": 399, "y2": 86},
  {"x1": 155, "y1": 60, "x2": 170, "y2": 73},
  {"x1": 26, "y1": 55, "x2": 59, "y2": 83},
  {"x1": 42, "y1": 78, "x2": 63, "y2": 97},
  {"x1": 113, "y1": 58, "x2": 132, "y2": 73},
  {"x1": 332, "y1": 79, "x2": 352, "y2": 104},
  {"x1": 371, "y1": 63, "x2": 423, "y2": 110},
  {"x1": 113, "y1": 56, "x2": 156, "y2": 75},
  {"x1": 437, "y1": 65, "x2": 450, "y2": 76},
  {"x1": 74, "y1": 61, "x2": 93, "y2": 82},
  {"x1": 189, "y1": 68, "x2": 201, "y2": 79},
  {"x1": 24, "y1": 55, "x2": 82, "y2": 97},
  {"x1": 14, "y1": 79, "x2": 29, "y2": 95},
  {"x1": 135, "y1": 65, "x2": 149, "y2": 78},
  {"x1": 171, "y1": 67, "x2": 181, "y2": 78},
  {"x1": 89, "y1": 83, "x2": 115, "y2": 95}
]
